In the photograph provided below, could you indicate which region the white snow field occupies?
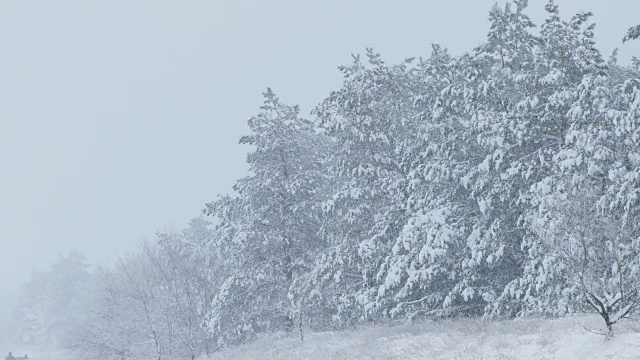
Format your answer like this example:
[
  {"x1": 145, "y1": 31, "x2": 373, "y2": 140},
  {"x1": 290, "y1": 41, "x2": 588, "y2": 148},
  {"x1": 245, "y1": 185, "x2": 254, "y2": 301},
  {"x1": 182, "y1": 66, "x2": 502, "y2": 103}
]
[{"x1": 208, "y1": 315, "x2": 640, "y2": 360}]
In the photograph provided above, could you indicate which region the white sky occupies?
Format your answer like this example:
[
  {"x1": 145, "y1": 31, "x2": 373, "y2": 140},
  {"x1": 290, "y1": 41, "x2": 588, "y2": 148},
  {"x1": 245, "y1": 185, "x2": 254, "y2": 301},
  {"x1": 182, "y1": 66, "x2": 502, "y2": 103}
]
[{"x1": 0, "y1": 0, "x2": 637, "y2": 318}]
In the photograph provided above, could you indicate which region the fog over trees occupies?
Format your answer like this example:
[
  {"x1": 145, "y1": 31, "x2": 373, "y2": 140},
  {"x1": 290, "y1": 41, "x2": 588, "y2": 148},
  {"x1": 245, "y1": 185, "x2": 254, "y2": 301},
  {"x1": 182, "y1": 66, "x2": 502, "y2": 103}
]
[{"x1": 3, "y1": 1, "x2": 640, "y2": 359}]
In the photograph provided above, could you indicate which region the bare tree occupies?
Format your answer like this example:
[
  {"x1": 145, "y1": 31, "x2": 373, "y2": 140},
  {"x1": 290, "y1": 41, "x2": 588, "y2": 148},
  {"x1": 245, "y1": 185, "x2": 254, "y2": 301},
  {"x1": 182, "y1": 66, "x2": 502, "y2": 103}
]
[{"x1": 532, "y1": 191, "x2": 640, "y2": 337}]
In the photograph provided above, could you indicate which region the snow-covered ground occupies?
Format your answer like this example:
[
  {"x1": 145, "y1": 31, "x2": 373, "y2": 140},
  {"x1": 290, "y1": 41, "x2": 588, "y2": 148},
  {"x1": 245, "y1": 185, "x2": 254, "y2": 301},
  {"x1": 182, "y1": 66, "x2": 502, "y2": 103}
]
[
  {"x1": 208, "y1": 315, "x2": 640, "y2": 360},
  {"x1": 0, "y1": 345, "x2": 70, "y2": 360},
  {"x1": 4, "y1": 315, "x2": 640, "y2": 359}
]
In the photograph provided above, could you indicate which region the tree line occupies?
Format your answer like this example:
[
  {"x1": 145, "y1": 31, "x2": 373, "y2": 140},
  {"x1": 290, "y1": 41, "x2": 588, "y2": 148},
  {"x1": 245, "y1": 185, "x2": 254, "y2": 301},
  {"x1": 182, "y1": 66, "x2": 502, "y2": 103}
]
[{"x1": 8, "y1": 1, "x2": 640, "y2": 358}]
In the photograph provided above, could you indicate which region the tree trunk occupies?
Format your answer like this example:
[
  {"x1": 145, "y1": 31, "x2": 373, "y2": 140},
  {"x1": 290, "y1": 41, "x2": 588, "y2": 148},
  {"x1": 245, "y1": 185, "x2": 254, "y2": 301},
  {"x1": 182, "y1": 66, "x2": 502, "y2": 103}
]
[
  {"x1": 299, "y1": 306, "x2": 305, "y2": 343},
  {"x1": 284, "y1": 252, "x2": 295, "y2": 334},
  {"x1": 606, "y1": 322, "x2": 614, "y2": 340}
]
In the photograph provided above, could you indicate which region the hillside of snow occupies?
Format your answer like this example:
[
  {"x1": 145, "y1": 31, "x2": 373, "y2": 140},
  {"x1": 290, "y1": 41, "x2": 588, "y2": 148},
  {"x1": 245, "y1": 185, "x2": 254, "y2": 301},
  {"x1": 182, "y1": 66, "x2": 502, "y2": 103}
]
[{"x1": 208, "y1": 315, "x2": 640, "y2": 360}]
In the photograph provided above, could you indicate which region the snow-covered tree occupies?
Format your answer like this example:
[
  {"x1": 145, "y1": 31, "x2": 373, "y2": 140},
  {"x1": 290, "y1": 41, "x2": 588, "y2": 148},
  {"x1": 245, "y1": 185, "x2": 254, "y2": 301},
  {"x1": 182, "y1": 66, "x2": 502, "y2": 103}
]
[
  {"x1": 624, "y1": 25, "x2": 640, "y2": 43},
  {"x1": 11, "y1": 252, "x2": 93, "y2": 348},
  {"x1": 147, "y1": 222, "x2": 222, "y2": 358},
  {"x1": 419, "y1": 0, "x2": 545, "y2": 316},
  {"x1": 528, "y1": 189, "x2": 640, "y2": 337},
  {"x1": 81, "y1": 253, "x2": 178, "y2": 360},
  {"x1": 364, "y1": 45, "x2": 473, "y2": 319},
  {"x1": 75, "y1": 220, "x2": 223, "y2": 359},
  {"x1": 311, "y1": 48, "x2": 432, "y2": 321},
  {"x1": 501, "y1": 5, "x2": 640, "y2": 336},
  {"x1": 205, "y1": 89, "x2": 331, "y2": 343},
  {"x1": 493, "y1": 1, "x2": 608, "y2": 315}
]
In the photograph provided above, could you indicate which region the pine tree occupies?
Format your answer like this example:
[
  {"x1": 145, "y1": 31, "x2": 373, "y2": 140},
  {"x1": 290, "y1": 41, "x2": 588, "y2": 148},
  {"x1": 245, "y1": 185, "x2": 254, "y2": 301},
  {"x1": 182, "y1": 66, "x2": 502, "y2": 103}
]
[
  {"x1": 205, "y1": 89, "x2": 330, "y2": 341},
  {"x1": 624, "y1": 25, "x2": 640, "y2": 43},
  {"x1": 495, "y1": 2, "x2": 608, "y2": 316},
  {"x1": 311, "y1": 49, "x2": 428, "y2": 321},
  {"x1": 370, "y1": 45, "x2": 472, "y2": 319},
  {"x1": 433, "y1": 0, "x2": 543, "y2": 316}
]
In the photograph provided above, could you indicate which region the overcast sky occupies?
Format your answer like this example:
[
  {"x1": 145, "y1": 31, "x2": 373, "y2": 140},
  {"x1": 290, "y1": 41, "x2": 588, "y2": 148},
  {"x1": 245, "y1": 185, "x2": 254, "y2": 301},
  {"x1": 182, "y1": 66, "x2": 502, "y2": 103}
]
[{"x1": 0, "y1": 0, "x2": 637, "y2": 318}]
